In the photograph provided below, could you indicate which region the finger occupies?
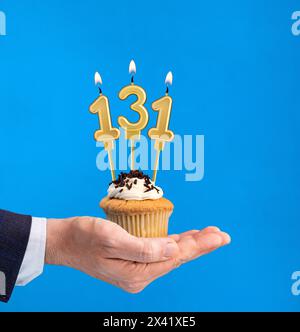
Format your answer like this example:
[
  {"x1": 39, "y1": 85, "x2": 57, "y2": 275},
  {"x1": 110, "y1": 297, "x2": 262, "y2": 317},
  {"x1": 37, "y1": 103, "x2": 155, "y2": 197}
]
[
  {"x1": 140, "y1": 231, "x2": 230, "y2": 283},
  {"x1": 169, "y1": 226, "x2": 221, "y2": 242},
  {"x1": 177, "y1": 231, "x2": 231, "y2": 263},
  {"x1": 219, "y1": 231, "x2": 231, "y2": 245},
  {"x1": 202, "y1": 226, "x2": 221, "y2": 233},
  {"x1": 153, "y1": 231, "x2": 230, "y2": 276},
  {"x1": 169, "y1": 230, "x2": 199, "y2": 241}
]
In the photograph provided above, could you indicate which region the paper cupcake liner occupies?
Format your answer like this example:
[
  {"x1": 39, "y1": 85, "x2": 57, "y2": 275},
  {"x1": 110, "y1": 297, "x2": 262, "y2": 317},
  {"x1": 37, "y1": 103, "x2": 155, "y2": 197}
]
[{"x1": 105, "y1": 210, "x2": 172, "y2": 238}]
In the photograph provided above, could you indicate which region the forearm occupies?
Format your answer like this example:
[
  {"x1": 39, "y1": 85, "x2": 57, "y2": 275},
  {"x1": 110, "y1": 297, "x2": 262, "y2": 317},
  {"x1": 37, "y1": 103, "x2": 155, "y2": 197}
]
[{"x1": 45, "y1": 218, "x2": 75, "y2": 267}]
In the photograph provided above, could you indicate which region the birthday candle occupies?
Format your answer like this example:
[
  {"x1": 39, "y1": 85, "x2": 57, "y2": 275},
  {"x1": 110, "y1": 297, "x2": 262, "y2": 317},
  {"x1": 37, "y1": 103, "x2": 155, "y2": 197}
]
[
  {"x1": 148, "y1": 71, "x2": 175, "y2": 183},
  {"x1": 89, "y1": 72, "x2": 120, "y2": 181},
  {"x1": 118, "y1": 60, "x2": 149, "y2": 170}
]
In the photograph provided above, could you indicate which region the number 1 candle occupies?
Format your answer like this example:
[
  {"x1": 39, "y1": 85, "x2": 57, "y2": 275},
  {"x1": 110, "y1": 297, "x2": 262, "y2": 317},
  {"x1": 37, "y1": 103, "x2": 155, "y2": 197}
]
[
  {"x1": 148, "y1": 71, "x2": 175, "y2": 183},
  {"x1": 118, "y1": 60, "x2": 149, "y2": 170},
  {"x1": 89, "y1": 72, "x2": 120, "y2": 181}
]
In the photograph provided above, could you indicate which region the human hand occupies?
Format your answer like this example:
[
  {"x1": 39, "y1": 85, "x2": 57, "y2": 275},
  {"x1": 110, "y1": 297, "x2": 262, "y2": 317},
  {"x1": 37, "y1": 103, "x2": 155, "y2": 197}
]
[{"x1": 46, "y1": 217, "x2": 230, "y2": 293}]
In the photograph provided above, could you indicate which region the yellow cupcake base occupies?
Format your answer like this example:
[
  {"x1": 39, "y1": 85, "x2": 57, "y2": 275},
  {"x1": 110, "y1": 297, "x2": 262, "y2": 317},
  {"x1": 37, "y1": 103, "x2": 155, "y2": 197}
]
[
  {"x1": 105, "y1": 210, "x2": 172, "y2": 237},
  {"x1": 100, "y1": 197, "x2": 174, "y2": 238}
]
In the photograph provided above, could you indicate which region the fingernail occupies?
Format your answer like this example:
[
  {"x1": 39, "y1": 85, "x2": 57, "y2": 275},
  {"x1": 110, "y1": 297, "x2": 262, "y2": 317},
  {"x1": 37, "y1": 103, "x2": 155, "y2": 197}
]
[
  {"x1": 206, "y1": 226, "x2": 221, "y2": 232},
  {"x1": 220, "y1": 232, "x2": 231, "y2": 245},
  {"x1": 164, "y1": 241, "x2": 178, "y2": 258}
]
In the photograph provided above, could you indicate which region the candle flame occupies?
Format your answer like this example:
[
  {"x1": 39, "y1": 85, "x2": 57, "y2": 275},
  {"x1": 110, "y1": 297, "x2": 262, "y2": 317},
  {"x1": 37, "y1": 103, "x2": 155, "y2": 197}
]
[
  {"x1": 94, "y1": 72, "x2": 103, "y2": 85},
  {"x1": 129, "y1": 60, "x2": 136, "y2": 75},
  {"x1": 165, "y1": 71, "x2": 173, "y2": 85}
]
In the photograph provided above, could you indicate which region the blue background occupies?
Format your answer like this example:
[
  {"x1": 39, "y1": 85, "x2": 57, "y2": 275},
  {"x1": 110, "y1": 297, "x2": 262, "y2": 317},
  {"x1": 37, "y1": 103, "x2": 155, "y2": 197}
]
[{"x1": 0, "y1": 0, "x2": 300, "y2": 312}]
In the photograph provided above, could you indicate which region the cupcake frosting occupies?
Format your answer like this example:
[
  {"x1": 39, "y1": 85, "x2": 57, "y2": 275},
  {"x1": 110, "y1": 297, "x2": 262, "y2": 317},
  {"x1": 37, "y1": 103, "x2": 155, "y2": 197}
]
[{"x1": 107, "y1": 170, "x2": 163, "y2": 200}]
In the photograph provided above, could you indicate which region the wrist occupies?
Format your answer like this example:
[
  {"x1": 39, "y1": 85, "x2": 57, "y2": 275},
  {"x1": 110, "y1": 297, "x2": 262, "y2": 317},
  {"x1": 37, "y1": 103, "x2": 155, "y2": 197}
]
[{"x1": 45, "y1": 218, "x2": 73, "y2": 266}]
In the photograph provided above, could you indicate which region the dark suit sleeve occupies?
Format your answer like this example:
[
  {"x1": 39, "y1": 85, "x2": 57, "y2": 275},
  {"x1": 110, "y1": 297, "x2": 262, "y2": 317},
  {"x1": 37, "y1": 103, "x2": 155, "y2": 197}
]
[{"x1": 0, "y1": 210, "x2": 32, "y2": 303}]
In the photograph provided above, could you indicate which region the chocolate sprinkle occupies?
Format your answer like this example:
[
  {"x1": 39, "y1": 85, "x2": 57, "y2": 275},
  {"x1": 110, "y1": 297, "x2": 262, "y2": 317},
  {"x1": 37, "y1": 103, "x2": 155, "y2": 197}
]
[
  {"x1": 126, "y1": 183, "x2": 133, "y2": 190},
  {"x1": 111, "y1": 170, "x2": 159, "y2": 193},
  {"x1": 153, "y1": 186, "x2": 160, "y2": 193}
]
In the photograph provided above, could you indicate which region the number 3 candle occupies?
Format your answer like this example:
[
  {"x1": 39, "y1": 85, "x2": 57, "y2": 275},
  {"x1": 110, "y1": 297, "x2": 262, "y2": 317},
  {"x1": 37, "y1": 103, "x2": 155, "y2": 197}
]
[
  {"x1": 89, "y1": 72, "x2": 120, "y2": 181},
  {"x1": 148, "y1": 72, "x2": 175, "y2": 183},
  {"x1": 118, "y1": 60, "x2": 149, "y2": 170}
]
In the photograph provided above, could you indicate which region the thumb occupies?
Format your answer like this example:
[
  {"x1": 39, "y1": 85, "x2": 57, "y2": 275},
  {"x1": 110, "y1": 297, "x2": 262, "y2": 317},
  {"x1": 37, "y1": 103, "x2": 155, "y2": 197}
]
[{"x1": 107, "y1": 233, "x2": 179, "y2": 263}]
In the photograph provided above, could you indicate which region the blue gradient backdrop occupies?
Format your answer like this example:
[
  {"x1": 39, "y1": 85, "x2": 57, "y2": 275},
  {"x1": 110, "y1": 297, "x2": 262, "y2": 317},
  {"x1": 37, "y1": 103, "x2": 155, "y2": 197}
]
[{"x1": 0, "y1": 0, "x2": 300, "y2": 311}]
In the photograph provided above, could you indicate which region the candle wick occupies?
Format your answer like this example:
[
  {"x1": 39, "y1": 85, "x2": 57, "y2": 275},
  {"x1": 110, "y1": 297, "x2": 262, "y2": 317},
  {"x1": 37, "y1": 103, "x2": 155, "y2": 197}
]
[
  {"x1": 131, "y1": 76, "x2": 134, "y2": 84},
  {"x1": 98, "y1": 87, "x2": 102, "y2": 95},
  {"x1": 165, "y1": 85, "x2": 169, "y2": 95}
]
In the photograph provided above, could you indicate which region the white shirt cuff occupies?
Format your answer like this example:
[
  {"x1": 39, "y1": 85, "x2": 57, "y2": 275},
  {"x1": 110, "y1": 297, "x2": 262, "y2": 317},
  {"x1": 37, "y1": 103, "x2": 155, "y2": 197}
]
[{"x1": 16, "y1": 217, "x2": 47, "y2": 286}]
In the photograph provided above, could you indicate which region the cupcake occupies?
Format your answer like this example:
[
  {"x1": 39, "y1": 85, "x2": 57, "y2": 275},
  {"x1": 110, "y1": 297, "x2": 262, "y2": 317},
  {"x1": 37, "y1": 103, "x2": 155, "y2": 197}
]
[{"x1": 100, "y1": 170, "x2": 174, "y2": 237}]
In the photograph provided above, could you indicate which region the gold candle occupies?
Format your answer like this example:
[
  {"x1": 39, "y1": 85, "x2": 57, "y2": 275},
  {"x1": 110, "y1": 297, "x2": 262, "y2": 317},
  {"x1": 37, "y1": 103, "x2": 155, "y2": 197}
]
[
  {"x1": 148, "y1": 71, "x2": 175, "y2": 183},
  {"x1": 89, "y1": 72, "x2": 120, "y2": 181},
  {"x1": 118, "y1": 60, "x2": 149, "y2": 170}
]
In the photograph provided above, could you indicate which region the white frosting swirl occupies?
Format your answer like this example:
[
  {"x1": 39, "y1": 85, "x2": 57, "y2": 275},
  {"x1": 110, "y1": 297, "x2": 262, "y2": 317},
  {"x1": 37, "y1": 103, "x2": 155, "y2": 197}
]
[{"x1": 108, "y1": 177, "x2": 163, "y2": 200}]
